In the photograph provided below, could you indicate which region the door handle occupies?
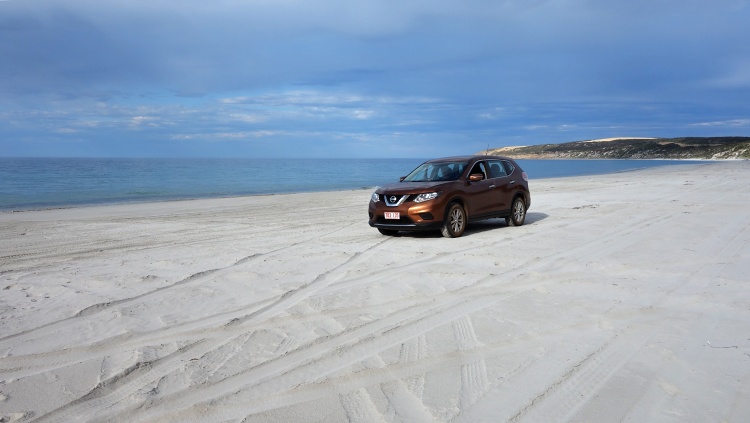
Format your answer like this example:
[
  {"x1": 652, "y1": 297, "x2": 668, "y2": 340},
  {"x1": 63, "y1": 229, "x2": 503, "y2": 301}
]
[
  {"x1": 489, "y1": 184, "x2": 496, "y2": 189},
  {"x1": 509, "y1": 180, "x2": 516, "y2": 184}
]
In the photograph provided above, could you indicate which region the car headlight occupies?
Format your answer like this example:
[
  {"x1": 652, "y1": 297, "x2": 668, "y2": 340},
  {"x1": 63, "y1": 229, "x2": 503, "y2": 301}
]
[
  {"x1": 414, "y1": 192, "x2": 439, "y2": 203},
  {"x1": 371, "y1": 192, "x2": 380, "y2": 202}
]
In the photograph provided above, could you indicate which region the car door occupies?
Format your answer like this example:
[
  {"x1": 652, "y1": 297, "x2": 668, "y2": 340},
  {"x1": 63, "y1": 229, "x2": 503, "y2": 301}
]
[
  {"x1": 464, "y1": 161, "x2": 497, "y2": 217},
  {"x1": 487, "y1": 159, "x2": 515, "y2": 211}
]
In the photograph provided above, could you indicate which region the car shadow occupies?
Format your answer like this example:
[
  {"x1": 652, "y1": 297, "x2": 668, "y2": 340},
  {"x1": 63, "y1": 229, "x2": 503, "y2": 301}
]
[
  {"x1": 388, "y1": 212, "x2": 549, "y2": 238},
  {"x1": 525, "y1": 211, "x2": 549, "y2": 225}
]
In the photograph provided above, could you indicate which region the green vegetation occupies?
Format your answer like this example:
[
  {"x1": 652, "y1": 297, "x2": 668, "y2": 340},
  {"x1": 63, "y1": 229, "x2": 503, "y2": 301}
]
[{"x1": 486, "y1": 137, "x2": 750, "y2": 160}]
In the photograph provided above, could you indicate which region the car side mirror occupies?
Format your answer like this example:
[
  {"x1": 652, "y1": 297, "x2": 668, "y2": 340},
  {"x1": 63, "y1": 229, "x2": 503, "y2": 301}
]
[
  {"x1": 399, "y1": 176, "x2": 406, "y2": 182},
  {"x1": 469, "y1": 174, "x2": 484, "y2": 182}
]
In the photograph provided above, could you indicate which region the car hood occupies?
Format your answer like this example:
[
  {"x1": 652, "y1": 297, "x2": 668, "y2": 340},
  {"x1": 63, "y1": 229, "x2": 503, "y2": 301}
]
[{"x1": 377, "y1": 181, "x2": 453, "y2": 194}]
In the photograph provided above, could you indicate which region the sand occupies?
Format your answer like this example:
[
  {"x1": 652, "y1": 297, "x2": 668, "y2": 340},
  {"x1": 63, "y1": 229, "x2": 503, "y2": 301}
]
[{"x1": 1, "y1": 161, "x2": 749, "y2": 423}]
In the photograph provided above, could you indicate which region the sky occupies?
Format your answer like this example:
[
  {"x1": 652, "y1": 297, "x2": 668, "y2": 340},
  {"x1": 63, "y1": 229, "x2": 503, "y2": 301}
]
[{"x1": 1, "y1": 0, "x2": 749, "y2": 158}]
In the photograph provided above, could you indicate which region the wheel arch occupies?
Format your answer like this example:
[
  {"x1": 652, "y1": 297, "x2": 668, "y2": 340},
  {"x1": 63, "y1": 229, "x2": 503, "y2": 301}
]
[
  {"x1": 512, "y1": 190, "x2": 530, "y2": 209},
  {"x1": 443, "y1": 195, "x2": 467, "y2": 218}
]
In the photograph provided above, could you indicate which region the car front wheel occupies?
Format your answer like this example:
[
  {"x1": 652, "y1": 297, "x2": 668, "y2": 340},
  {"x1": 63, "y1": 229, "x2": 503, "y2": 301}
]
[
  {"x1": 441, "y1": 203, "x2": 466, "y2": 238},
  {"x1": 506, "y1": 196, "x2": 526, "y2": 227}
]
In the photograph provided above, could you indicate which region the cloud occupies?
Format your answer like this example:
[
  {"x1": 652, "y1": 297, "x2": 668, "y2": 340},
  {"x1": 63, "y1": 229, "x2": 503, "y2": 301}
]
[
  {"x1": 1, "y1": 0, "x2": 749, "y2": 157},
  {"x1": 690, "y1": 119, "x2": 750, "y2": 127},
  {"x1": 3, "y1": 0, "x2": 742, "y2": 100}
]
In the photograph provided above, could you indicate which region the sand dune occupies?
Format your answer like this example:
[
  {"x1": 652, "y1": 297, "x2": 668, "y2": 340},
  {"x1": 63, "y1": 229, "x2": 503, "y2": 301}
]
[{"x1": 1, "y1": 162, "x2": 749, "y2": 422}]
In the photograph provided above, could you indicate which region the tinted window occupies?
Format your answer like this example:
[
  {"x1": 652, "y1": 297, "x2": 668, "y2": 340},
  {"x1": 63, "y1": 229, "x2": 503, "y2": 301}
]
[
  {"x1": 403, "y1": 161, "x2": 467, "y2": 182},
  {"x1": 502, "y1": 160, "x2": 515, "y2": 175},
  {"x1": 487, "y1": 160, "x2": 507, "y2": 178}
]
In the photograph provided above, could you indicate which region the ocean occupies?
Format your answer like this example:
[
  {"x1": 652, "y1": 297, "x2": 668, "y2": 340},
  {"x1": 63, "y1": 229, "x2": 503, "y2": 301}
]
[{"x1": 0, "y1": 158, "x2": 709, "y2": 211}]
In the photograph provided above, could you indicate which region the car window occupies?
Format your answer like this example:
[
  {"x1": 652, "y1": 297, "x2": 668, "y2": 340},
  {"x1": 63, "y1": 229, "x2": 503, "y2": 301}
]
[
  {"x1": 469, "y1": 162, "x2": 487, "y2": 179},
  {"x1": 434, "y1": 163, "x2": 464, "y2": 181},
  {"x1": 403, "y1": 161, "x2": 466, "y2": 182},
  {"x1": 487, "y1": 160, "x2": 508, "y2": 178},
  {"x1": 502, "y1": 160, "x2": 515, "y2": 175}
]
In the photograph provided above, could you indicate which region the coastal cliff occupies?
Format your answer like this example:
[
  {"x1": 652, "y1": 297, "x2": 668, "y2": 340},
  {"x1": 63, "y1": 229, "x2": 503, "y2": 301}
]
[{"x1": 485, "y1": 137, "x2": 750, "y2": 159}]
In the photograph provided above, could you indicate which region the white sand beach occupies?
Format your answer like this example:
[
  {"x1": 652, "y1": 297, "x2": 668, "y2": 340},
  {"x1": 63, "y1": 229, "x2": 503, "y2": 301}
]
[{"x1": 1, "y1": 161, "x2": 749, "y2": 423}]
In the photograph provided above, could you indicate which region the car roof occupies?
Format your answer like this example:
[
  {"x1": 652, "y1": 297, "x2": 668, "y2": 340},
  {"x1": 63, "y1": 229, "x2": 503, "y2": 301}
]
[{"x1": 424, "y1": 155, "x2": 511, "y2": 163}]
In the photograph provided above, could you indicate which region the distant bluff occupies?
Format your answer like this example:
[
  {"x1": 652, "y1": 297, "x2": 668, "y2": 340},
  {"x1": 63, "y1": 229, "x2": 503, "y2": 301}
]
[{"x1": 484, "y1": 137, "x2": 750, "y2": 159}]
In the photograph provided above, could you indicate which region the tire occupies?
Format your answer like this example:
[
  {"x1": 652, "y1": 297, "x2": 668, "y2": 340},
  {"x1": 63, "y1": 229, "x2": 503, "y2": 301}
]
[
  {"x1": 441, "y1": 203, "x2": 466, "y2": 238},
  {"x1": 378, "y1": 228, "x2": 399, "y2": 236},
  {"x1": 506, "y1": 196, "x2": 526, "y2": 227}
]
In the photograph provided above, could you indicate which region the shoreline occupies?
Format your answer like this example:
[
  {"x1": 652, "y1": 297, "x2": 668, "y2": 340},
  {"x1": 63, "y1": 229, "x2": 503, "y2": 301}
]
[
  {"x1": 0, "y1": 159, "x2": 726, "y2": 214},
  {"x1": 0, "y1": 187, "x2": 376, "y2": 215}
]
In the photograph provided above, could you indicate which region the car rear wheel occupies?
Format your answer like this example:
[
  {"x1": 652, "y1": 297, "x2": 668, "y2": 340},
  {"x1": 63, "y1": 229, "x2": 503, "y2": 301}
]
[
  {"x1": 506, "y1": 196, "x2": 526, "y2": 227},
  {"x1": 378, "y1": 228, "x2": 398, "y2": 236},
  {"x1": 441, "y1": 203, "x2": 466, "y2": 238}
]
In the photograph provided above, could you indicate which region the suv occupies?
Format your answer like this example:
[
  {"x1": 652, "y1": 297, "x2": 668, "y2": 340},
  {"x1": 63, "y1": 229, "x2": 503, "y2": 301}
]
[{"x1": 368, "y1": 155, "x2": 531, "y2": 237}]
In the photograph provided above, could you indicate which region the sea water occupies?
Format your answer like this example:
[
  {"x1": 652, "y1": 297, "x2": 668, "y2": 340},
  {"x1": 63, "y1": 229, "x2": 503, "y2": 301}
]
[{"x1": 0, "y1": 158, "x2": 709, "y2": 211}]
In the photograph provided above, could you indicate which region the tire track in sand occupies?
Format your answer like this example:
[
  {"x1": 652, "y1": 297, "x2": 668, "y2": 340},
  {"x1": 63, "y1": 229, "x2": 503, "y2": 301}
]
[
  {"x1": 130, "y1": 311, "x2": 656, "y2": 422},
  {"x1": 0, "y1": 225, "x2": 370, "y2": 352},
  {"x1": 455, "y1": 188, "x2": 750, "y2": 423},
  {"x1": 31, "y1": 335, "x2": 247, "y2": 423},
  {"x1": 340, "y1": 388, "x2": 385, "y2": 423},
  {"x1": 121, "y1": 292, "x2": 516, "y2": 423},
  {"x1": 33, "y1": 204, "x2": 684, "y2": 422},
  {"x1": 27, "y1": 237, "x2": 394, "y2": 423},
  {"x1": 0, "y1": 253, "x2": 260, "y2": 349},
  {"x1": 452, "y1": 316, "x2": 489, "y2": 411}
]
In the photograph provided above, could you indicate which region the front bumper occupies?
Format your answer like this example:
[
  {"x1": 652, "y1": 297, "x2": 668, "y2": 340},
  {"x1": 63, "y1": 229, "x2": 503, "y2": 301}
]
[
  {"x1": 368, "y1": 218, "x2": 444, "y2": 231},
  {"x1": 368, "y1": 201, "x2": 445, "y2": 231}
]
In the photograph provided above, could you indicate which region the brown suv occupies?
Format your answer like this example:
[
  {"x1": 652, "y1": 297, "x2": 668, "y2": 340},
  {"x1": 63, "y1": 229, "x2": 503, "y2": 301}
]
[{"x1": 368, "y1": 155, "x2": 531, "y2": 237}]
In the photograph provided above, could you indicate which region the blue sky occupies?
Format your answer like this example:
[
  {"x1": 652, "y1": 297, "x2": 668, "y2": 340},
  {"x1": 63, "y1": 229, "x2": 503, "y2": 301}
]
[{"x1": 1, "y1": 0, "x2": 749, "y2": 158}]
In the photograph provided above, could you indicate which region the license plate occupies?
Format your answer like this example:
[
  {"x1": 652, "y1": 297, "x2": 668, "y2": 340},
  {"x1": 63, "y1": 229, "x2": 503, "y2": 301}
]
[{"x1": 384, "y1": 212, "x2": 400, "y2": 219}]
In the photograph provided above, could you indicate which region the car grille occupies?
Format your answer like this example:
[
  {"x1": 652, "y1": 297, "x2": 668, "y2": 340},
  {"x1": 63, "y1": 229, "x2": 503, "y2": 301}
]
[{"x1": 384, "y1": 194, "x2": 410, "y2": 206}]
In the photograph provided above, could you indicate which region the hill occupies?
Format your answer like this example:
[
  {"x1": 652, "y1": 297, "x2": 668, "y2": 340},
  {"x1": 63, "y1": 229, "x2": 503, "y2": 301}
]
[{"x1": 486, "y1": 137, "x2": 750, "y2": 159}]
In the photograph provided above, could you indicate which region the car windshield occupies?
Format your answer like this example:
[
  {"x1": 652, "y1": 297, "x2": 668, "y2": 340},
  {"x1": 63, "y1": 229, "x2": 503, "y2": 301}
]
[{"x1": 402, "y1": 161, "x2": 467, "y2": 182}]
